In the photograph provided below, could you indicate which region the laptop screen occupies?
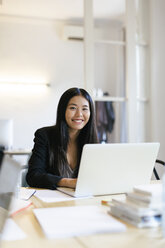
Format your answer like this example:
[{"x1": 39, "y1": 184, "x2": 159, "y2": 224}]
[
  {"x1": 0, "y1": 155, "x2": 21, "y2": 233},
  {"x1": 57, "y1": 143, "x2": 160, "y2": 197}
]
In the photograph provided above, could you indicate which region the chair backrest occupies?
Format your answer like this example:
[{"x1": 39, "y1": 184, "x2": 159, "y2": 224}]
[
  {"x1": 0, "y1": 148, "x2": 4, "y2": 168},
  {"x1": 20, "y1": 166, "x2": 29, "y2": 187},
  {"x1": 153, "y1": 159, "x2": 165, "y2": 180}
]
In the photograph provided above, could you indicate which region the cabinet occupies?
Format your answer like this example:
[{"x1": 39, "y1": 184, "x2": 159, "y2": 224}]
[
  {"x1": 83, "y1": 0, "x2": 150, "y2": 143},
  {"x1": 84, "y1": 0, "x2": 126, "y2": 143}
]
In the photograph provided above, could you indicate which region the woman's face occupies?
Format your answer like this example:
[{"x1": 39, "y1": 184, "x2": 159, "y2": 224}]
[{"x1": 65, "y1": 95, "x2": 90, "y2": 132}]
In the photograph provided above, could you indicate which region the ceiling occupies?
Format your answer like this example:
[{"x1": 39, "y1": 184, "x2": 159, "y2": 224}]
[{"x1": 0, "y1": 0, "x2": 125, "y2": 23}]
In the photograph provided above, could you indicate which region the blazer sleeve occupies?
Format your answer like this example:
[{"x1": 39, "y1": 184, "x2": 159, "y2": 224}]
[{"x1": 26, "y1": 128, "x2": 62, "y2": 189}]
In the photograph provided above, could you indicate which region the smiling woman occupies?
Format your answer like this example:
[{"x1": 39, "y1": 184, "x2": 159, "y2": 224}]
[
  {"x1": 65, "y1": 95, "x2": 90, "y2": 132},
  {"x1": 26, "y1": 87, "x2": 99, "y2": 190}
]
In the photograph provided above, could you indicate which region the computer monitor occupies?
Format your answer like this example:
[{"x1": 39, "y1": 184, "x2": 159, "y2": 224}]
[
  {"x1": 0, "y1": 153, "x2": 21, "y2": 241},
  {"x1": 0, "y1": 119, "x2": 13, "y2": 150}
]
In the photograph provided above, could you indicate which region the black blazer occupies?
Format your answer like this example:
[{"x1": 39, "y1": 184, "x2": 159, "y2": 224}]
[{"x1": 26, "y1": 126, "x2": 63, "y2": 189}]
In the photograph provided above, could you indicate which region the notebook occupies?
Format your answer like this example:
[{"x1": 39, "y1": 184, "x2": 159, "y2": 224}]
[
  {"x1": 57, "y1": 142, "x2": 160, "y2": 197},
  {"x1": 33, "y1": 205, "x2": 126, "y2": 239},
  {"x1": 0, "y1": 153, "x2": 21, "y2": 241}
]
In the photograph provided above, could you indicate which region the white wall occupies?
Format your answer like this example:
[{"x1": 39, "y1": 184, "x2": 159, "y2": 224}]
[
  {"x1": 1, "y1": 2, "x2": 165, "y2": 165},
  {"x1": 0, "y1": 16, "x2": 123, "y2": 150},
  {"x1": 150, "y1": 0, "x2": 165, "y2": 162},
  {"x1": 0, "y1": 16, "x2": 84, "y2": 149}
]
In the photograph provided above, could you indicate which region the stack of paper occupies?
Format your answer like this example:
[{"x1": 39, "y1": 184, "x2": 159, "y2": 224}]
[
  {"x1": 18, "y1": 188, "x2": 36, "y2": 201},
  {"x1": 110, "y1": 184, "x2": 162, "y2": 228},
  {"x1": 33, "y1": 205, "x2": 126, "y2": 238},
  {"x1": 34, "y1": 189, "x2": 76, "y2": 203},
  {"x1": 127, "y1": 184, "x2": 162, "y2": 210},
  {"x1": 9, "y1": 198, "x2": 32, "y2": 216}
]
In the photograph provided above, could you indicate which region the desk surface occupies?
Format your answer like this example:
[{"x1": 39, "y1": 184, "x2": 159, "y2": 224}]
[
  {"x1": 2, "y1": 184, "x2": 165, "y2": 248},
  {"x1": 4, "y1": 150, "x2": 31, "y2": 156}
]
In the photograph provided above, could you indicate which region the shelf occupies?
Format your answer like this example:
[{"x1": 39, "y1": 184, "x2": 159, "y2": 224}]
[
  {"x1": 137, "y1": 97, "x2": 149, "y2": 102},
  {"x1": 94, "y1": 96, "x2": 126, "y2": 102},
  {"x1": 94, "y1": 96, "x2": 149, "y2": 103},
  {"x1": 94, "y1": 40, "x2": 125, "y2": 46},
  {"x1": 136, "y1": 42, "x2": 148, "y2": 47}
]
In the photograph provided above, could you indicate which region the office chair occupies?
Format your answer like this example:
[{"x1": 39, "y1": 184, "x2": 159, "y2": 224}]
[
  {"x1": 0, "y1": 147, "x2": 4, "y2": 169},
  {"x1": 153, "y1": 159, "x2": 165, "y2": 180},
  {"x1": 20, "y1": 165, "x2": 29, "y2": 187}
]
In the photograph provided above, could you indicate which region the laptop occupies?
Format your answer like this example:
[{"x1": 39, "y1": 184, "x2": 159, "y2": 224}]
[
  {"x1": 0, "y1": 153, "x2": 21, "y2": 241},
  {"x1": 57, "y1": 143, "x2": 160, "y2": 197}
]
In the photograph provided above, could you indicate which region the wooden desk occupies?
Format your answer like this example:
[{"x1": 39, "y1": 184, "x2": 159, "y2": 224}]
[
  {"x1": 1, "y1": 189, "x2": 165, "y2": 248},
  {"x1": 4, "y1": 150, "x2": 31, "y2": 156}
]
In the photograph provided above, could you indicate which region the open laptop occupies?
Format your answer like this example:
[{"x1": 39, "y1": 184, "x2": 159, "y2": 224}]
[
  {"x1": 0, "y1": 152, "x2": 21, "y2": 242},
  {"x1": 57, "y1": 142, "x2": 160, "y2": 197}
]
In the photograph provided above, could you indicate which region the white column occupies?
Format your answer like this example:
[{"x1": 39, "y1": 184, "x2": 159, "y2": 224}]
[
  {"x1": 125, "y1": 0, "x2": 138, "y2": 142},
  {"x1": 83, "y1": 0, "x2": 94, "y2": 96},
  {"x1": 126, "y1": 0, "x2": 150, "y2": 142},
  {"x1": 136, "y1": 0, "x2": 150, "y2": 142}
]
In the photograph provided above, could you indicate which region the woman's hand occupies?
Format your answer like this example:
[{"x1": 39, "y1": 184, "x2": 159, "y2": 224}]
[{"x1": 57, "y1": 178, "x2": 77, "y2": 189}]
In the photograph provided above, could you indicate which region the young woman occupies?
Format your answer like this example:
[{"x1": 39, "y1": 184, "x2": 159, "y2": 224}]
[{"x1": 26, "y1": 87, "x2": 98, "y2": 189}]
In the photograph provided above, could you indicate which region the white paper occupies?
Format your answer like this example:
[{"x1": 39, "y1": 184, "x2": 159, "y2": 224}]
[
  {"x1": 18, "y1": 188, "x2": 36, "y2": 200},
  {"x1": 35, "y1": 189, "x2": 78, "y2": 203},
  {"x1": 2, "y1": 218, "x2": 26, "y2": 240},
  {"x1": 133, "y1": 184, "x2": 162, "y2": 197},
  {"x1": 33, "y1": 205, "x2": 126, "y2": 239},
  {"x1": 9, "y1": 198, "x2": 32, "y2": 215}
]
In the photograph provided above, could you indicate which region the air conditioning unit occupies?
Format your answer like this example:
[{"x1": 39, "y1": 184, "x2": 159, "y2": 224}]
[
  {"x1": 62, "y1": 24, "x2": 119, "y2": 42},
  {"x1": 62, "y1": 25, "x2": 83, "y2": 41}
]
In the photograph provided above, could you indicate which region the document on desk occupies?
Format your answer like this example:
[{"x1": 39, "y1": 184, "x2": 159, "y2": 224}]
[
  {"x1": 34, "y1": 189, "x2": 89, "y2": 203},
  {"x1": 18, "y1": 188, "x2": 36, "y2": 200},
  {"x1": 33, "y1": 205, "x2": 126, "y2": 239},
  {"x1": 9, "y1": 198, "x2": 32, "y2": 216},
  {"x1": 2, "y1": 218, "x2": 26, "y2": 240}
]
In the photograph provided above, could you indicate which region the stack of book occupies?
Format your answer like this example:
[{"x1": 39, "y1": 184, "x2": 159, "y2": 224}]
[{"x1": 110, "y1": 184, "x2": 162, "y2": 228}]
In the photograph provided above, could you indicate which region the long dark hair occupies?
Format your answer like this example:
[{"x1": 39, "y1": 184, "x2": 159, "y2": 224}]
[{"x1": 50, "y1": 87, "x2": 98, "y2": 176}]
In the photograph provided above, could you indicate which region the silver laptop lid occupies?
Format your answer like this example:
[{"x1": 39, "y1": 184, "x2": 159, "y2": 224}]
[
  {"x1": 0, "y1": 154, "x2": 21, "y2": 234},
  {"x1": 75, "y1": 143, "x2": 160, "y2": 197}
]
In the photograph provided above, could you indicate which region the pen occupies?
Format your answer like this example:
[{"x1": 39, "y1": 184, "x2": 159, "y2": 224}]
[
  {"x1": 28, "y1": 190, "x2": 36, "y2": 200},
  {"x1": 11, "y1": 202, "x2": 33, "y2": 217},
  {"x1": 101, "y1": 200, "x2": 112, "y2": 206}
]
